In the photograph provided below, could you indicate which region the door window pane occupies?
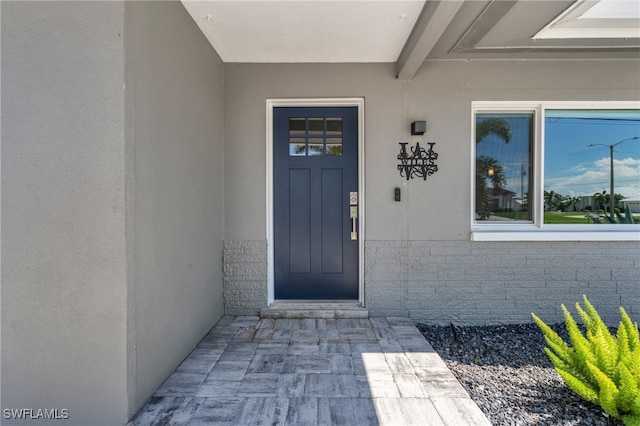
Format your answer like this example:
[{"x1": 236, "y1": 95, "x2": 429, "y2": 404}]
[
  {"x1": 289, "y1": 118, "x2": 306, "y2": 136},
  {"x1": 475, "y1": 113, "x2": 533, "y2": 222},
  {"x1": 288, "y1": 116, "x2": 344, "y2": 156},
  {"x1": 289, "y1": 137, "x2": 306, "y2": 156},
  {"x1": 326, "y1": 118, "x2": 343, "y2": 156},
  {"x1": 308, "y1": 118, "x2": 324, "y2": 135},
  {"x1": 308, "y1": 138, "x2": 324, "y2": 156},
  {"x1": 326, "y1": 138, "x2": 343, "y2": 156}
]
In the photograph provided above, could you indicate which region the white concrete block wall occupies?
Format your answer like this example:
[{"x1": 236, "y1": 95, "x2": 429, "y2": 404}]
[
  {"x1": 222, "y1": 238, "x2": 639, "y2": 325},
  {"x1": 223, "y1": 240, "x2": 268, "y2": 315},
  {"x1": 366, "y1": 240, "x2": 640, "y2": 326}
]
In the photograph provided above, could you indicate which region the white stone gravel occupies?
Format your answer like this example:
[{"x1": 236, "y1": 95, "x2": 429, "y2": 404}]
[{"x1": 417, "y1": 323, "x2": 624, "y2": 426}]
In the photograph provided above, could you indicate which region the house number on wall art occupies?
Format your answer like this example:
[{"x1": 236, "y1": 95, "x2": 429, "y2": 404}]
[{"x1": 397, "y1": 142, "x2": 439, "y2": 180}]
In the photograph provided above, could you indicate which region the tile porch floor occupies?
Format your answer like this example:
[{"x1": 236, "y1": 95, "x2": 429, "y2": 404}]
[{"x1": 131, "y1": 316, "x2": 490, "y2": 425}]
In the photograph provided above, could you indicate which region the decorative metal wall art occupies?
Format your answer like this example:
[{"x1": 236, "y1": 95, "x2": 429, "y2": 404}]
[{"x1": 397, "y1": 142, "x2": 439, "y2": 180}]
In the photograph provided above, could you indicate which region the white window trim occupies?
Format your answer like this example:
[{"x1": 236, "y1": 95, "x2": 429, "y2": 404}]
[
  {"x1": 471, "y1": 101, "x2": 640, "y2": 242},
  {"x1": 265, "y1": 98, "x2": 366, "y2": 305}
]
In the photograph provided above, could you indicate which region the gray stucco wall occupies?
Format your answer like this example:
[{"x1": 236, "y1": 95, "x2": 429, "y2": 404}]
[
  {"x1": 2, "y1": 2, "x2": 128, "y2": 424},
  {"x1": 2, "y1": 1, "x2": 225, "y2": 423},
  {"x1": 223, "y1": 61, "x2": 640, "y2": 324},
  {"x1": 125, "y1": 1, "x2": 225, "y2": 417}
]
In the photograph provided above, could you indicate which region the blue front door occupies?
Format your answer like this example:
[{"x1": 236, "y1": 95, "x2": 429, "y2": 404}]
[{"x1": 274, "y1": 107, "x2": 359, "y2": 299}]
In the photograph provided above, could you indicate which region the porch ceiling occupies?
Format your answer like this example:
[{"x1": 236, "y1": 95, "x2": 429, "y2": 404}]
[{"x1": 181, "y1": 0, "x2": 640, "y2": 80}]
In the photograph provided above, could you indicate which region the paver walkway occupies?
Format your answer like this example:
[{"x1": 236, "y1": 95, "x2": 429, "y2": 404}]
[{"x1": 131, "y1": 316, "x2": 490, "y2": 425}]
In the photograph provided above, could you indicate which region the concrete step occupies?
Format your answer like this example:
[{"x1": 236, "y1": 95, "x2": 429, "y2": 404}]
[{"x1": 260, "y1": 302, "x2": 368, "y2": 319}]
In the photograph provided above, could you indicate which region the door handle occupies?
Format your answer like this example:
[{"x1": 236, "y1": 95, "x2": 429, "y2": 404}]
[{"x1": 350, "y1": 192, "x2": 358, "y2": 240}]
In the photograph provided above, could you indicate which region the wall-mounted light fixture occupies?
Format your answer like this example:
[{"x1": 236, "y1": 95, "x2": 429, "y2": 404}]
[{"x1": 411, "y1": 121, "x2": 426, "y2": 135}]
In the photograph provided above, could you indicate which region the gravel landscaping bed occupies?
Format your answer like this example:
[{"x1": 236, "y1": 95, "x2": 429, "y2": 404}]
[{"x1": 417, "y1": 323, "x2": 623, "y2": 426}]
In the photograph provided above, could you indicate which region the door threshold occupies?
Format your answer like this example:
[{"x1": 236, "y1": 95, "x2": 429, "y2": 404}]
[{"x1": 261, "y1": 300, "x2": 367, "y2": 319}]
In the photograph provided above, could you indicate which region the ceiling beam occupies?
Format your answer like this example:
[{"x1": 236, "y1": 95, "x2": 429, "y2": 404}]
[{"x1": 396, "y1": 0, "x2": 465, "y2": 80}]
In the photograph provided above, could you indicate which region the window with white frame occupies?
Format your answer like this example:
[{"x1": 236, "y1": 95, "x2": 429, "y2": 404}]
[{"x1": 472, "y1": 102, "x2": 640, "y2": 240}]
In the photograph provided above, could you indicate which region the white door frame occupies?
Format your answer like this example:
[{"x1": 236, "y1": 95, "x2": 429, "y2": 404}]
[{"x1": 266, "y1": 98, "x2": 365, "y2": 305}]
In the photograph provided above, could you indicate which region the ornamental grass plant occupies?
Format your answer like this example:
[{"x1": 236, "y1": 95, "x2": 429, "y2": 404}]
[{"x1": 532, "y1": 296, "x2": 640, "y2": 426}]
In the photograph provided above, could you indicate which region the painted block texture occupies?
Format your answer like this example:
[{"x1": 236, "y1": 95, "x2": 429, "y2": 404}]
[
  {"x1": 224, "y1": 240, "x2": 269, "y2": 315},
  {"x1": 365, "y1": 240, "x2": 640, "y2": 326}
]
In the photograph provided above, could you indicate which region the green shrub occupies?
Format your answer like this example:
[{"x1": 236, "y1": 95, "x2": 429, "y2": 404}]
[{"x1": 532, "y1": 296, "x2": 640, "y2": 426}]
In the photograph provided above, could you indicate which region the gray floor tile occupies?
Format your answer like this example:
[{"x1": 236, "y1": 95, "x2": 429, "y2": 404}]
[
  {"x1": 236, "y1": 373, "x2": 280, "y2": 397},
  {"x1": 350, "y1": 341, "x2": 382, "y2": 354},
  {"x1": 378, "y1": 337, "x2": 403, "y2": 353},
  {"x1": 304, "y1": 373, "x2": 358, "y2": 397},
  {"x1": 355, "y1": 376, "x2": 373, "y2": 397},
  {"x1": 300, "y1": 318, "x2": 326, "y2": 330},
  {"x1": 356, "y1": 352, "x2": 392, "y2": 380},
  {"x1": 276, "y1": 374, "x2": 307, "y2": 397},
  {"x1": 206, "y1": 360, "x2": 250, "y2": 381},
  {"x1": 253, "y1": 328, "x2": 275, "y2": 340},
  {"x1": 195, "y1": 381, "x2": 240, "y2": 397},
  {"x1": 231, "y1": 316, "x2": 260, "y2": 328},
  {"x1": 275, "y1": 318, "x2": 301, "y2": 330},
  {"x1": 209, "y1": 325, "x2": 241, "y2": 336},
  {"x1": 405, "y1": 352, "x2": 448, "y2": 369},
  {"x1": 197, "y1": 333, "x2": 232, "y2": 349},
  {"x1": 398, "y1": 338, "x2": 436, "y2": 352},
  {"x1": 384, "y1": 352, "x2": 415, "y2": 374},
  {"x1": 224, "y1": 341, "x2": 259, "y2": 354},
  {"x1": 295, "y1": 354, "x2": 351, "y2": 374},
  {"x1": 288, "y1": 343, "x2": 320, "y2": 355},
  {"x1": 236, "y1": 397, "x2": 290, "y2": 426},
  {"x1": 373, "y1": 397, "x2": 445, "y2": 426},
  {"x1": 284, "y1": 397, "x2": 318, "y2": 426},
  {"x1": 365, "y1": 379, "x2": 400, "y2": 397},
  {"x1": 317, "y1": 397, "x2": 379, "y2": 426},
  {"x1": 247, "y1": 353, "x2": 296, "y2": 374},
  {"x1": 322, "y1": 327, "x2": 340, "y2": 341},
  {"x1": 232, "y1": 327, "x2": 257, "y2": 340},
  {"x1": 175, "y1": 349, "x2": 222, "y2": 374},
  {"x1": 372, "y1": 326, "x2": 395, "y2": 340},
  {"x1": 339, "y1": 328, "x2": 376, "y2": 342},
  {"x1": 295, "y1": 354, "x2": 333, "y2": 373},
  {"x1": 414, "y1": 370, "x2": 470, "y2": 398},
  {"x1": 393, "y1": 373, "x2": 428, "y2": 398},
  {"x1": 189, "y1": 397, "x2": 246, "y2": 425},
  {"x1": 391, "y1": 325, "x2": 426, "y2": 338},
  {"x1": 368, "y1": 317, "x2": 390, "y2": 328},
  {"x1": 325, "y1": 318, "x2": 338, "y2": 329},
  {"x1": 328, "y1": 354, "x2": 354, "y2": 373},
  {"x1": 132, "y1": 396, "x2": 201, "y2": 425},
  {"x1": 271, "y1": 329, "x2": 293, "y2": 341},
  {"x1": 133, "y1": 316, "x2": 490, "y2": 425},
  {"x1": 215, "y1": 316, "x2": 237, "y2": 326},
  {"x1": 335, "y1": 318, "x2": 359, "y2": 329},
  {"x1": 154, "y1": 372, "x2": 207, "y2": 397},
  {"x1": 290, "y1": 329, "x2": 321, "y2": 344},
  {"x1": 319, "y1": 342, "x2": 351, "y2": 354},
  {"x1": 218, "y1": 351, "x2": 254, "y2": 362},
  {"x1": 255, "y1": 318, "x2": 276, "y2": 329},
  {"x1": 256, "y1": 341, "x2": 289, "y2": 353},
  {"x1": 432, "y1": 397, "x2": 493, "y2": 426}
]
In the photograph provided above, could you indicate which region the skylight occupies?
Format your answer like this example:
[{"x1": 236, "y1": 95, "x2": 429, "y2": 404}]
[
  {"x1": 533, "y1": 0, "x2": 640, "y2": 39},
  {"x1": 581, "y1": 0, "x2": 640, "y2": 20}
]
